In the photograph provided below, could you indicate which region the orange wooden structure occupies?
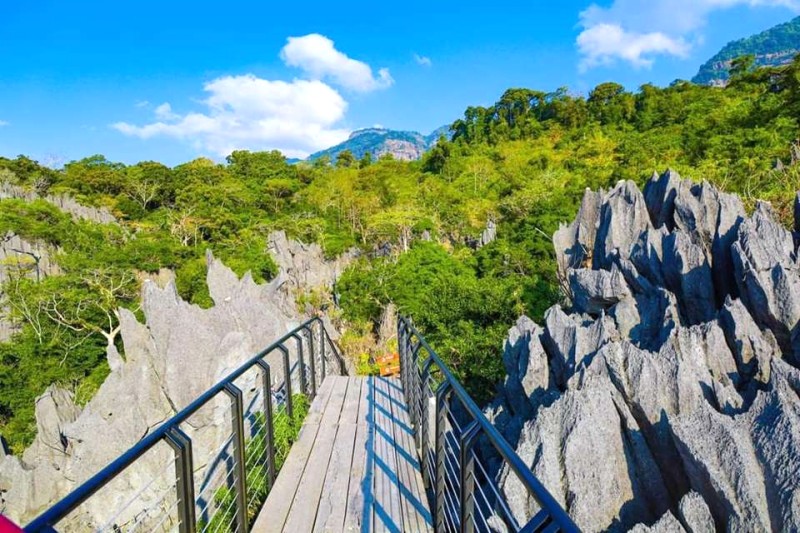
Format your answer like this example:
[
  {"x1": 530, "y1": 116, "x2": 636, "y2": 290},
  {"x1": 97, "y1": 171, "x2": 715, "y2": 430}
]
[{"x1": 375, "y1": 352, "x2": 400, "y2": 377}]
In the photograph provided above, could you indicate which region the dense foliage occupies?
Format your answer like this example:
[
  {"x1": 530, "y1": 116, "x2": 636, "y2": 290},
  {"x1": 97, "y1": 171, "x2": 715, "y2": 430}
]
[{"x1": 3, "y1": 58, "x2": 800, "y2": 450}]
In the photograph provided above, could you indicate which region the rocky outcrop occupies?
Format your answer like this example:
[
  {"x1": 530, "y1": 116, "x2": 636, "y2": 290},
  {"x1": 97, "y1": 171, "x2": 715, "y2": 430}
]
[
  {"x1": 267, "y1": 230, "x2": 353, "y2": 315},
  {"x1": 0, "y1": 233, "x2": 62, "y2": 341},
  {"x1": 0, "y1": 236, "x2": 342, "y2": 526},
  {"x1": 0, "y1": 233, "x2": 62, "y2": 284},
  {"x1": 466, "y1": 219, "x2": 498, "y2": 250},
  {"x1": 0, "y1": 182, "x2": 117, "y2": 224},
  {"x1": 492, "y1": 171, "x2": 800, "y2": 532},
  {"x1": 480, "y1": 219, "x2": 497, "y2": 247}
]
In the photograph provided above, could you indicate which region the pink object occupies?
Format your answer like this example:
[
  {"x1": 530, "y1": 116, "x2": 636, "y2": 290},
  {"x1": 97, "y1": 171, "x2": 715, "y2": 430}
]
[{"x1": 0, "y1": 516, "x2": 22, "y2": 533}]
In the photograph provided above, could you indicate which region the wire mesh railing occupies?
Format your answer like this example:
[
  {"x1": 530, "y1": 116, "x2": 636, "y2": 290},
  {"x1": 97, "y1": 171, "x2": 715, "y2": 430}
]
[
  {"x1": 25, "y1": 317, "x2": 345, "y2": 533},
  {"x1": 398, "y1": 317, "x2": 579, "y2": 533}
]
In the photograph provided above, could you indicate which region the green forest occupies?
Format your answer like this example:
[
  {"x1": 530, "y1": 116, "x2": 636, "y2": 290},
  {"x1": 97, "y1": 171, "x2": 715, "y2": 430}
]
[{"x1": 3, "y1": 56, "x2": 800, "y2": 452}]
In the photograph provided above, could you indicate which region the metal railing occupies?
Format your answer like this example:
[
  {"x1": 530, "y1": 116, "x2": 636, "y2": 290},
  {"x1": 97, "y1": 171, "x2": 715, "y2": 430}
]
[
  {"x1": 398, "y1": 317, "x2": 579, "y2": 533},
  {"x1": 26, "y1": 317, "x2": 345, "y2": 533}
]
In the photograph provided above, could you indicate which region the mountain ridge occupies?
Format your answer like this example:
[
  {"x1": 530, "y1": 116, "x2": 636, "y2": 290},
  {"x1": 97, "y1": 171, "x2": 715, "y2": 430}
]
[
  {"x1": 693, "y1": 16, "x2": 800, "y2": 85},
  {"x1": 306, "y1": 126, "x2": 449, "y2": 162}
]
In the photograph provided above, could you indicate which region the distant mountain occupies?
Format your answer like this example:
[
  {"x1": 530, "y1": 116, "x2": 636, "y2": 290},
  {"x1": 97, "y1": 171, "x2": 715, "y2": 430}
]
[
  {"x1": 307, "y1": 126, "x2": 450, "y2": 163},
  {"x1": 693, "y1": 16, "x2": 800, "y2": 85}
]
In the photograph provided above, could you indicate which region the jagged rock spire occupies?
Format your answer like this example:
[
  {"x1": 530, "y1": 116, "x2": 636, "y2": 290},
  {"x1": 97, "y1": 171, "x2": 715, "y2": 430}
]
[{"x1": 496, "y1": 171, "x2": 800, "y2": 531}]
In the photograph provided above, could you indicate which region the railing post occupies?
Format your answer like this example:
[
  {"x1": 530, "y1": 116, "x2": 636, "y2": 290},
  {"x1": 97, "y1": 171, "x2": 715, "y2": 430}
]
[
  {"x1": 318, "y1": 320, "x2": 327, "y2": 379},
  {"x1": 409, "y1": 342, "x2": 422, "y2": 429},
  {"x1": 292, "y1": 334, "x2": 307, "y2": 397},
  {"x1": 305, "y1": 327, "x2": 317, "y2": 393},
  {"x1": 460, "y1": 421, "x2": 481, "y2": 533},
  {"x1": 164, "y1": 427, "x2": 196, "y2": 533},
  {"x1": 222, "y1": 383, "x2": 249, "y2": 533},
  {"x1": 279, "y1": 345, "x2": 293, "y2": 419},
  {"x1": 420, "y1": 357, "x2": 434, "y2": 487},
  {"x1": 435, "y1": 381, "x2": 453, "y2": 532},
  {"x1": 398, "y1": 319, "x2": 407, "y2": 389},
  {"x1": 255, "y1": 360, "x2": 276, "y2": 488},
  {"x1": 329, "y1": 329, "x2": 347, "y2": 375}
]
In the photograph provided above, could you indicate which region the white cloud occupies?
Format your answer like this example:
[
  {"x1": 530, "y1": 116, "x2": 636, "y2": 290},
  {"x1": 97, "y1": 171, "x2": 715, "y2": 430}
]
[
  {"x1": 154, "y1": 102, "x2": 179, "y2": 121},
  {"x1": 113, "y1": 75, "x2": 350, "y2": 158},
  {"x1": 135, "y1": 100, "x2": 150, "y2": 108},
  {"x1": 0, "y1": 120, "x2": 8, "y2": 127},
  {"x1": 414, "y1": 54, "x2": 432, "y2": 67},
  {"x1": 280, "y1": 33, "x2": 393, "y2": 92},
  {"x1": 114, "y1": 33, "x2": 394, "y2": 157},
  {"x1": 577, "y1": 0, "x2": 800, "y2": 69},
  {"x1": 578, "y1": 23, "x2": 690, "y2": 70}
]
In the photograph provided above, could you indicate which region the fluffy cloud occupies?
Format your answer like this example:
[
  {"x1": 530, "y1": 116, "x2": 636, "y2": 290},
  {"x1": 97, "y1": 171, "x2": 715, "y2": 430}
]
[
  {"x1": 113, "y1": 33, "x2": 394, "y2": 158},
  {"x1": 578, "y1": 23, "x2": 690, "y2": 70},
  {"x1": 0, "y1": 120, "x2": 8, "y2": 127},
  {"x1": 280, "y1": 34, "x2": 393, "y2": 92},
  {"x1": 414, "y1": 54, "x2": 433, "y2": 67},
  {"x1": 577, "y1": 0, "x2": 800, "y2": 69},
  {"x1": 154, "y1": 103, "x2": 179, "y2": 121},
  {"x1": 113, "y1": 75, "x2": 350, "y2": 158}
]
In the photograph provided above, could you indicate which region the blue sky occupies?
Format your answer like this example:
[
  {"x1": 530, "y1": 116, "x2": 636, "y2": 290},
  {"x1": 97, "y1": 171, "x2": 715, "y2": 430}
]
[{"x1": 0, "y1": 0, "x2": 798, "y2": 166}]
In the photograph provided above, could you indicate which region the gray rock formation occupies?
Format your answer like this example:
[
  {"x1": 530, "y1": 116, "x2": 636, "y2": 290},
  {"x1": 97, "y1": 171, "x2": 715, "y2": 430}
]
[
  {"x1": 593, "y1": 180, "x2": 653, "y2": 270},
  {"x1": 0, "y1": 235, "x2": 344, "y2": 527},
  {"x1": 480, "y1": 219, "x2": 497, "y2": 248},
  {"x1": 569, "y1": 264, "x2": 631, "y2": 315},
  {"x1": 267, "y1": 230, "x2": 354, "y2": 316},
  {"x1": 0, "y1": 233, "x2": 62, "y2": 341},
  {"x1": 554, "y1": 188, "x2": 604, "y2": 277},
  {"x1": 493, "y1": 172, "x2": 800, "y2": 532},
  {"x1": 0, "y1": 182, "x2": 117, "y2": 224},
  {"x1": 0, "y1": 233, "x2": 62, "y2": 284},
  {"x1": 378, "y1": 302, "x2": 398, "y2": 348}
]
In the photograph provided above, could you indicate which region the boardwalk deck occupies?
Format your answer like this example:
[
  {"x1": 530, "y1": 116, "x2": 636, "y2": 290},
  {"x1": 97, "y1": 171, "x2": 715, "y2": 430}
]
[{"x1": 253, "y1": 376, "x2": 433, "y2": 533}]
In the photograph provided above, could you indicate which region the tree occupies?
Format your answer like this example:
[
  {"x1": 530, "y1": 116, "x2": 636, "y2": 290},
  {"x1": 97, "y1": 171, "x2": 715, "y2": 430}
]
[
  {"x1": 423, "y1": 137, "x2": 451, "y2": 174},
  {"x1": 336, "y1": 150, "x2": 356, "y2": 168},
  {"x1": 63, "y1": 155, "x2": 126, "y2": 195},
  {"x1": 359, "y1": 152, "x2": 373, "y2": 168},
  {"x1": 43, "y1": 269, "x2": 137, "y2": 351},
  {"x1": 588, "y1": 82, "x2": 634, "y2": 125},
  {"x1": 730, "y1": 54, "x2": 756, "y2": 80},
  {"x1": 168, "y1": 208, "x2": 200, "y2": 246},
  {"x1": 124, "y1": 166, "x2": 160, "y2": 211},
  {"x1": 226, "y1": 150, "x2": 289, "y2": 180},
  {"x1": 368, "y1": 206, "x2": 424, "y2": 252}
]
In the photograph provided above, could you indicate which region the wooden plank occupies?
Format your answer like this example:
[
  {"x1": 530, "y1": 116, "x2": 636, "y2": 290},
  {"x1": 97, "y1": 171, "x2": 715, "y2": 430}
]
[
  {"x1": 252, "y1": 378, "x2": 335, "y2": 532},
  {"x1": 343, "y1": 377, "x2": 371, "y2": 531},
  {"x1": 386, "y1": 377, "x2": 433, "y2": 532},
  {"x1": 282, "y1": 376, "x2": 350, "y2": 532},
  {"x1": 371, "y1": 376, "x2": 404, "y2": 532},
  {"x1": 313, "y1": 378, "x2": 364, "y2": 532}
]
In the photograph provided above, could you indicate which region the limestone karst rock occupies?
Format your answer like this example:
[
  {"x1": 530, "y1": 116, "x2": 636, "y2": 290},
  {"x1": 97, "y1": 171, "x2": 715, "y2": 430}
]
[
  {"x1": 568, "y1": 264, "x2": 632, "y2": 315},
  {"x1": 553, "y1": 187, "x2": 604, "y2": 276},
  {"x1": 492, "y1": 172, "x2": 800, "y2": 532},
  {"x1": 0, "y1": 182, "x2": 117, "y2": 224},
  {"x1": 0, "y1": 234, "x2": 346, "y2": 527},
  {"x1": 628, "y1": 492, "x2": 715, "y2": 533},
  {"x1": 593, "y1": 180, "x2": 653, "y2": 270},
  {"x1": 267, "y1": 230, "x2": 353, "y2": 300},
  {"x1": 480, "y1": 219, "x2": 497, "y2": 247},
  {"x1": 0, "y1": 232, "x2": 62, "y2": 341}
]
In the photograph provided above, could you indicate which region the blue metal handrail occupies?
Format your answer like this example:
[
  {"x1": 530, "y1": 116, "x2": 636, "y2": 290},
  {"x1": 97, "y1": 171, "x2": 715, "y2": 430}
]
[
  {"x1": 398, "y1": 317, "x2": 579, "y2": 533},
  {"x1": 25, "y1": 316, "x2": 346, "y2": 533}
]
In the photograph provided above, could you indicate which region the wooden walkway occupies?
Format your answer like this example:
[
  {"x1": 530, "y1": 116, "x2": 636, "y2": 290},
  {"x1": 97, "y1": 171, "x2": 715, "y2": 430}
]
[{"x1": 253, "y1": 376, "x2": 433, "y2": 532}]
